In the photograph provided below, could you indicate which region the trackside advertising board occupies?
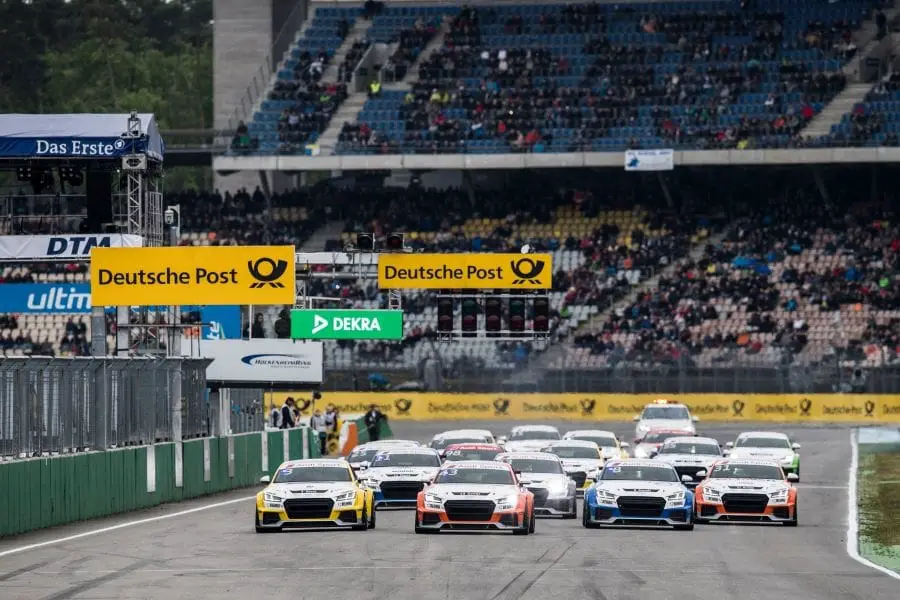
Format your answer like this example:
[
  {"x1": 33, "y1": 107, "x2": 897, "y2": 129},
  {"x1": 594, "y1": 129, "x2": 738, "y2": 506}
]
[
  {"x1": 182, "y1": 339, "x2": 323, "y2": 384},
  {"x1": 0, "y1": 234, "x2": 143, "y2": 260},
  {"x1": 377, "y1": 253, "x2": 552, "y2": 289},
  {"x1": 89, "y1": 245, "x2": 295, "y2": 306},
  {"x1": 290, "y1": 309, "x2": 404, "y2": 340},
  {"x1": 262, "y1": 392, "x2": 900, "y2": 422}
]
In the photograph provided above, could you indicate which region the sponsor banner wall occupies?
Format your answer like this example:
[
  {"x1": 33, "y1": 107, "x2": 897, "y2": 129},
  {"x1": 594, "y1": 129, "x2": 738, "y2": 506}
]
[
  {"x1": 377, "y1": 253, "x2": 552, "y2": 289},
  {"x1": 0, "y1": 234, "x2": 143, "y2": 260},
  {"x1": 263, "y1": 392, "x2": 900, "y2": 422},
  {"x1": 625, "y1": 149, "x2": 674, "y2": 171},
  {"x1": 90, "y1": 245, "x2": 295, "y2": 306},
  {"x1": 184, "y1": 339, "x2": 323, "y2": 384}
]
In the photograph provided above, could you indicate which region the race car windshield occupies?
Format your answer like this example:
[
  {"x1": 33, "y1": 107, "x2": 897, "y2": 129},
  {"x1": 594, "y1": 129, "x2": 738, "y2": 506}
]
[
  {"x1": 600, "y1": 465, "x2": 678, "y2": 482},
  {"x1": 444, "y1": 449, "x2": 501, "y2": 461},
  {"x1": 658, "y1": 443, "x2": 720, "y2": 455},
  {"x1": 273, "y1": 466, "x2": 352, "y2": 483},
  {"x1": 370, "y1": 453, "x2": 440, "y2": 467},
  {"x1": 572, "y1": 435, "x2": 618, "y2": 448},
  {"x1": 506, "y1": 458, "x2": 564, "y2": 474},
  {"x1": 431, "y1": 437, "x2": 488, "y2": 450},
  {"x1": 347, "y1": 448, "x2": 381, "y2": 462},
  {"x1": 642, "y1": 406, "x2": 690, "y2": 419},
  {"x1": 735, "y1": 437, "x2": 791, "y2": 449},
  {"x1": 435, "y1": 468, "x2": 515, "y2": 485},
  {"x1": 709, "y1": 464, "x2": 784, "y2": 480},
  {"x1": 510, "y1": 430, "x2": 560, "y2": 441},
  {"x1": 641, "y1": 432, "x2": 683, "y2": 444},
  {"x1": 547, "y1": 447, "x2": 600, "y2": 459}
]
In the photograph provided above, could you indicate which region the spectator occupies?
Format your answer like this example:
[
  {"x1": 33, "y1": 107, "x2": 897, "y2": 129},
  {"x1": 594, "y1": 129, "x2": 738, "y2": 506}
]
[
  {"x1": 364, "y1": 404, "x2": 385, "y2": 441},
  {"x1": 274, "y1": 308, "x2": 291, "y2": 338},
  {"x1": 310, "y1": 409, "x2": 328, "y2": 454},
  {"x1": 279, "y1": 398, "x2": 296, "y2": 429}
]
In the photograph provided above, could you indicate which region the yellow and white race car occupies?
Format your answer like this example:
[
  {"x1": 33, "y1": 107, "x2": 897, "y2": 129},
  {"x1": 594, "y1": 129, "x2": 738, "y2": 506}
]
[{"x1": 255, "y1": 458, "x2": 375, "y2": 532}]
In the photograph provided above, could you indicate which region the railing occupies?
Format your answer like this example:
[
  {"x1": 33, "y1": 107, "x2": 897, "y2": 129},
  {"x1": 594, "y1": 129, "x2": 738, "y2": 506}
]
[{"x1": 0, "y1": 357, "x2": 211, "y2": 458}]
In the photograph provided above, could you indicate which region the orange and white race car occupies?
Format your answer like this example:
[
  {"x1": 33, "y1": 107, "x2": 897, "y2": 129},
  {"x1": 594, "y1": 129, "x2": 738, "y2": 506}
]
[
  {"x1": 694, "y1": 459, "x2": 798, "y2": 525},
  {"x1": 414, "y1": 460, "x2": 535, "y2": 534}
]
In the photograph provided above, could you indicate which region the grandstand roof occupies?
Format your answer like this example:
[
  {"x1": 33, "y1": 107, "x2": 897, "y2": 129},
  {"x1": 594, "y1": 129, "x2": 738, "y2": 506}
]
[{"x1": 0, "y1": 113, "x2": 164, "y2": 161}]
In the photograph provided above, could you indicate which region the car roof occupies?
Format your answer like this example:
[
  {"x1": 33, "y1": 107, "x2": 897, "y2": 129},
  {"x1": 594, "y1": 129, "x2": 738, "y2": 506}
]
[
  {"x1": 544, "y1": 439, "x2": 600, "y2": 448},
  {"x1": 439, "y1": 460, "x2": 513, "y2": 471},
  {"x1": 356, "y1": 440, "x2": 421, "y2": 448},
  {"x1": 510, "y1": 424, "x2": 560, "y2": 433},
  {"x1": 715, "y1": 458, "x2": 782, "y2": 468},
  {"x1": 642, "y1": 401, "x2": 689, "y2": 410},
  {"x1": 640, "y1": 429, "x2": 696, "y2": 438},
  {"x1": 662, "y1": 436, "x2": 719, "y2": 445},
  {"x1": 444, "y1": 443, "x2": 503, "y2": 450},
  {"x1": 496, "y1": 451, "x2": 562, "y2": 462},
  {"x1": 279, "y1": 459, "x2": 348, "y2": 469},
  {"x1": 373, "y1": 447, "x2": 440, "y2": 456},
  {"x1": 433, "y1": 429, "x2": 493, "y2": 438},
  {"x1": 564, "y1": 430, "x2": 617, "y2": 438},
  {"x1": 736, "y1": 431, "x2": 790, "y2": 439}
]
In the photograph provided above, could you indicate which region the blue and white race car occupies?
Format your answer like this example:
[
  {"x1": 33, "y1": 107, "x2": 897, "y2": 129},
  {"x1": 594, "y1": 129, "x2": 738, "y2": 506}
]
[
  {"x1": 583, "y1": 459, "x2": 695, "y2": 530},
  {"x1": 359, "y1": 447, "x2": 442, "y2": 509}
]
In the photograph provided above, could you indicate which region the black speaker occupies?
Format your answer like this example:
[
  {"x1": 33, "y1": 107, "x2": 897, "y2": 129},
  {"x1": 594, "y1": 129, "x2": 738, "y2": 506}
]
[{"x1": 85, "y1": 170, "x2": 113, "y2": 231}]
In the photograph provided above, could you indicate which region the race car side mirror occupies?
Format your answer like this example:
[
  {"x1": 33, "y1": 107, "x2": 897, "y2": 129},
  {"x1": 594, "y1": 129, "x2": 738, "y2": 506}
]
[
  {"x1": 681, "y1": 474, "x2": 693, "y2": 483},
  {"x1": 786, "y1": 473, "x2": 799, "y2": 482},
  {"x1": 695, "y1": 470, "x2": 707, "y2": 478},
  {"x1": 620, "y1": 442, "x2": 630, "y2": 448},
  {"x1": 791, "y1": 443, "x2": 801, "y2": 450},
  {"x1": 632, "y1": 415, "x2": 640, "y2": 421},
  {"x1": 725, "y1": 442, "x2": 734, "y2": 449},
  {"x1": 260, "y1": 475, "x2": 271, "y2": 484},
  {"x1": 649, "y1": 450, "x2": 658, "y2": 458}
]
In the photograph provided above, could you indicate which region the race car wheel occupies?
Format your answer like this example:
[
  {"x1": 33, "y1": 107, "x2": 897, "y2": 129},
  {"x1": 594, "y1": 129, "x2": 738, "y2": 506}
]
[
  {"x1": 784, "y1": 504, "x2": 798, "y2": 527},
  {"x1": 368, "y1": 507, "x2": 377, "y2": 529},
  {"x1": 562, "y1": 499, "x2": 577, "y2": 519},
  {"x1": 514, "y1": 511, "x2": 531, "y2": 536},
  {"x1": 694, "y1": 508, "x2": 708, "y2": 525},
  {"x1": 352, "y1": 503, "x2": 370, "y2": 531},
  {"x1": 529, "y1": 510, "x2": 536, "y2": 533},
  {"x1": 581, "y1": 505, "x2": 595, "y2": 529},
  {"x1": 255, "y1": 513, "x2": 279, "y2": 533},
  {"x1": 414, "y1": 514, "x2": 436, "y2": 534}
]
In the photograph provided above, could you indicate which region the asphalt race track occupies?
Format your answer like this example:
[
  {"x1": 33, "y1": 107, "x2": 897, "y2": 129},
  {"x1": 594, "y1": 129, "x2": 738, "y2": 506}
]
[{"x1": 0, "y1": 421, "x2": 898, "y2": 600}]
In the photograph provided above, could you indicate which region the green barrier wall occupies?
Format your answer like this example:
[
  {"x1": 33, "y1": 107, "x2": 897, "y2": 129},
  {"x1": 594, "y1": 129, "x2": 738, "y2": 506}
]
[
  {"x1": 353, "y1": 417, "x2": 394, "y2": 444},
  {"x1": 0, "y1": 428, "x2": 314, "y2": 538}
]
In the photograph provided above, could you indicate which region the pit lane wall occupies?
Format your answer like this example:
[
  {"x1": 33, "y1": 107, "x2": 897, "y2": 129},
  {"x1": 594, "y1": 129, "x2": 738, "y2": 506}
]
[
  {"x1": 265, "y1": 392, "x2": 900, "y2": 422},
  {"x1": 0, "y1": 428, "x2": 324, "y2": 538}
]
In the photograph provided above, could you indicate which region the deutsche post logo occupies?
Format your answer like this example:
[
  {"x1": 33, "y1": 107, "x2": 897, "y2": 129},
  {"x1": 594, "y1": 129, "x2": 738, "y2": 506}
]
[
  {"x1": 248, "y1": 257, "x2": 289, "y2": 288},
  {"x1": 864, "y1": 400, "x2": 875, "y2": 417},
  {"x1": 510, "y1": 257, "x2": 546, "y2": 285},
  {"x1": 296, "y1": 398, "x2": 313, "y2": 412},
  {"x1": 394, "y1": 398, "x2": 413, "y2": 415},
  {"x1": 731, "y1": 400, "x2": 745, "y2": 417},
  {"x1": 493, "y1": 398, "x2": 510, "y2": 415},
  {"x1": 799, "y1": 398, "x2": 813, "y2": 416},
  {"x1": 580, "y1": 399, "x2": 596, "y2": 416}
]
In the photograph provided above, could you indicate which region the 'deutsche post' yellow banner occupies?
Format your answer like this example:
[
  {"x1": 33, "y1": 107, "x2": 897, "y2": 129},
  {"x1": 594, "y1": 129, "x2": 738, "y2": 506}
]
[
  {"x1": 90, "y1": 245, "x2": 296, "y2": 306},
  {"x1": 377, "y1": 253, "x2": 553, "y2": 289}
]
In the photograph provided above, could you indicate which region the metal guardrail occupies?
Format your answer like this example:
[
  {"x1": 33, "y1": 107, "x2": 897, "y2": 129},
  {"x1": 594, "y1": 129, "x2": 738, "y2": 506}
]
[{"x1": 0, "y1": 356, "x2": 211, "y2": 458}]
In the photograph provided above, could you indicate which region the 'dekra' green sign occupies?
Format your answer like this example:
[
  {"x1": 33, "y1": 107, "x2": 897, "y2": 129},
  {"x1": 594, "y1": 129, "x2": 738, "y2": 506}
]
[{"x1": 290, "y1": 309, "x2": 404, "y2": 340}]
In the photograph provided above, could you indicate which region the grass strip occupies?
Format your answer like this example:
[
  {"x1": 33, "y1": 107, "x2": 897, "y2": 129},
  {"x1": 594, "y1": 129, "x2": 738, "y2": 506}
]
[{"x1": 858, "y1": 442, "x2": 900, "y2": 573}]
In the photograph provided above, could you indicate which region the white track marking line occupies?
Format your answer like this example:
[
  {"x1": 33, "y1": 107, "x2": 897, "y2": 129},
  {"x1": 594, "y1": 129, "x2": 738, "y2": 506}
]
[
  {"x1": 0, "y1": 496, "x2": 255, "y2": 559},
  {"x1": 846, "y1": 430, "x2": 900, "y2": 580}
]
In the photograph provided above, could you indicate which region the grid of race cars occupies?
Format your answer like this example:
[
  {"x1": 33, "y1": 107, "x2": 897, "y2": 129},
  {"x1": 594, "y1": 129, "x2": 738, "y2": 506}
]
[{"x1": 255, "y1": 400, "x2": 802, "y2": 533}]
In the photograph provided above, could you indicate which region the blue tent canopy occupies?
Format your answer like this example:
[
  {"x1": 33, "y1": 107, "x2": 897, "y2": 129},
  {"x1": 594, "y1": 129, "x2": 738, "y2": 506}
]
[{"x1": 0, "y1": 113, "x2": 164, "y2": 161}]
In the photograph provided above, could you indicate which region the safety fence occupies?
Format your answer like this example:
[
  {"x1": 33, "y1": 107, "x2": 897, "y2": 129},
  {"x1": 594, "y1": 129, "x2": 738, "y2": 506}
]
[
  {"x1": 264, "y1": 391, "x2": 900, "y2": 423},
  {"x1": 0, "y1": 357, "x2": 211, "y2": 459},
  {"x1": 0, "y1": 427, "x2": 325, "y2": 538}
]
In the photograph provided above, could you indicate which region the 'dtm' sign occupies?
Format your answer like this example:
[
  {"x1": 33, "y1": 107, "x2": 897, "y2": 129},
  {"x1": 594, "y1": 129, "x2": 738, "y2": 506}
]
[{"x1": 290, "y1": 309, "x2": 404, "y2": 340}]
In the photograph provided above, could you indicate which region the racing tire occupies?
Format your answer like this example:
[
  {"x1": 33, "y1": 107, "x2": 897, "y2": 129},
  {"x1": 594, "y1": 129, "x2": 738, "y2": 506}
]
[
  {"x1": 413, "y1": 513, "x2": 435, "y2": 534},
  {"x1": 514, "y1": 511, "x2": 532, "y2": 536},
  {"x1": 673, "y1": 522, "x2": 694, "y2": 531},
  {"x1": 581, "y1": 505, "x2": 596, "y2": 529},
  {"x1": 784, "y1": 504, "x2": 798, "y2": 527},
  {"x1": 352, "y1": 503, "x2": 370, "y2": 531},
  {"x1": 562, "y1": 499, "x2": 578, "y2": 519},
  {"x1": 368, "y1": 507, "x2": 377, "y2": 529},
  {"x1": 529, "y1": 510, "x2": 536, "y2": 533},
  {"x1": 255, "y1": 513, "x2": 279, "y2": 533}
]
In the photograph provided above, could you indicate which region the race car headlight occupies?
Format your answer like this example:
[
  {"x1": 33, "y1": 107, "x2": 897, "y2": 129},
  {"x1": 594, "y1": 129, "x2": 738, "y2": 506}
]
[
  {"x1": 496, "y1": 493, "x2": 519, "y2": 510},
  {"x1": 424, "y1": 493, "x2": 443, "y2": 510},
  {"x1": 768, "y1": 489, "x2": 789, "y2": 503},
  {"x1": 263, "y1": 492, "x2": 283, "y2": 508},
  {"x1": 666, "y1": 491, "x2": 686, "y2": 507},
  {"x1": 547, "y1": 481, "x2": 571, "y2": 497},
  {"x1": 333, "y1": 490, "x2": 357, "y2": 508},
  {"x1": 594, "y1": 489, "x2": 618, "y2": 505},
  {"x1": 699, "y1": 487, "x2": 721, "y2": 503}
]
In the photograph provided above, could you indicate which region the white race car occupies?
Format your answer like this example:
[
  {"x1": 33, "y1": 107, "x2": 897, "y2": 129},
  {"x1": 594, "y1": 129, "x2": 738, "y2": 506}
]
[
  {"x1": 563, "y1": 430, "x2": 630, "y2": 460},
  {"x1": 428, "y1": 429, "x2": 496, "y2": 452},
  {"x1": 540, "y1": 440, "x2": 605, "y2": 496},
  {"x1": 359, "y1": 447, "x2": 442, "y2": 509},
  {"x1": 496, "y1": 452, "x2": 578, "y2": 518},
  {"x1": 633, "y1": 399, "x2": 698, "y2": 441},
  {"x1": 651, "y1": 436, "x2": 723, "y2": 488},
  {"x1": 346, "y1": 440, "x2": 422, "y2": 474},
  {"x1": 724, "y1": 431, "x2": 801, "y2": 480},
  {"x1": 500, "y1": 425, "x2": 561, "y2": 453},
  {"x1": 583, "y1": 459, "x2": 695, "y2": 530}
]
